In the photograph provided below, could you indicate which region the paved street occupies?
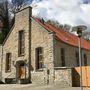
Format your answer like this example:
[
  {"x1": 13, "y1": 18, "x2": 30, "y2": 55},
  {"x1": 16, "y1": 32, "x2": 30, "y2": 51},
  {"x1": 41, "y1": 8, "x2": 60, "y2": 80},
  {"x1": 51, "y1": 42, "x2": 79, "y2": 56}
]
[{"x1": 0, "y1": 84, "x2": 90, "y2": 90}]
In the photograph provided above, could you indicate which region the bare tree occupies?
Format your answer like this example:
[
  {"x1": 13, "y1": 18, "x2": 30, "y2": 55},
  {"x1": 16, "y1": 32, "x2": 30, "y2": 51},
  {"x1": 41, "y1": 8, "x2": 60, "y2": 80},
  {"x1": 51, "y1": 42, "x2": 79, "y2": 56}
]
[{"x1": 12, "y1": 0, "x2": 26, "y2": 11}]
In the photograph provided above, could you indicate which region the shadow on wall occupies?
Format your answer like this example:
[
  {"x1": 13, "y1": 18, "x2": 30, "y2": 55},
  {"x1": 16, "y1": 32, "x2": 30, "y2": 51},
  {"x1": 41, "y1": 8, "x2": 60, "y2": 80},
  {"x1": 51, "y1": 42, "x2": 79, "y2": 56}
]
[
  {"x1": 72, "y1": 66, "x2": 90, "y2": 87},
  {"x1": 72, "y1": 68, "x2": 80, "y2": 87}
]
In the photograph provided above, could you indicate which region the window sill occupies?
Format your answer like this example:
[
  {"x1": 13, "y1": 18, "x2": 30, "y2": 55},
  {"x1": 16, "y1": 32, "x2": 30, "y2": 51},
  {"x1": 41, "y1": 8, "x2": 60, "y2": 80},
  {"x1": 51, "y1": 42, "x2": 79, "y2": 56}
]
[
  {"x1": 36, "y1": 69, "x2": 43, "y2": 72},
  {"x1": 5, "y1": 70, "x2": 11, "y2": 73},
  {"x1": 18, "y1": 54, "x2": 25, "y2": 57}
]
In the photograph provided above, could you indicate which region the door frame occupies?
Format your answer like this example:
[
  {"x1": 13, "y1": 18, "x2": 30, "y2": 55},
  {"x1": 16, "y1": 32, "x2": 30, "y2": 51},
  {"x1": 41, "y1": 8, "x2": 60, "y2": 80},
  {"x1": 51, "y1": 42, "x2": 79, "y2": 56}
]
[{"x1": 15, "y1": 61, "x2": 26, "y2": 82}]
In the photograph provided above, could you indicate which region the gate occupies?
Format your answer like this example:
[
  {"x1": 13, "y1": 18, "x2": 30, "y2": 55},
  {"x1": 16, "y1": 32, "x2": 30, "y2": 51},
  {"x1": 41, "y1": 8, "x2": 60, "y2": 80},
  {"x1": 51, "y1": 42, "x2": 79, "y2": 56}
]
[{"x1": 72, "y1": 66, "x2": 90, "y2": 87}]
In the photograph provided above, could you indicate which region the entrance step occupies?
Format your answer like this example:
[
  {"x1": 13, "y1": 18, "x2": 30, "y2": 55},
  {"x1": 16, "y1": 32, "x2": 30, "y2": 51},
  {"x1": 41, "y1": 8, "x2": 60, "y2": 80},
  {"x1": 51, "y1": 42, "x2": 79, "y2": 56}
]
[
  {"x1": 0, "y1": 80, "x2": 4, "y2": 84},
  {"x1": 5, "y1": 78, "x2": 16, "y2": 84},
  {"x1": 18, "y1": 79, "x2": 30, "y2": 84}
]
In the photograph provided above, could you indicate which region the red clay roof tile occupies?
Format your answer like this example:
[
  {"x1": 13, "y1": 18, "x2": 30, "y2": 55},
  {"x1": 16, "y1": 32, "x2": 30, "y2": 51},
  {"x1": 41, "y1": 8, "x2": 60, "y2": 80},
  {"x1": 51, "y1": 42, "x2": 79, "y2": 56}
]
[{"x1": 33, "y1": 17, "x2": 90, "y2": 50}]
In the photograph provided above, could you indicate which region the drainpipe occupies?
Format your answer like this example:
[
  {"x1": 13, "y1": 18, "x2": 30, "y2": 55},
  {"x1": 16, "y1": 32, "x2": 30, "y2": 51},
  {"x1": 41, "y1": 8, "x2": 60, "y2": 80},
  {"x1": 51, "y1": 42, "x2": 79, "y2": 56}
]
[{"x1": 28, "y1": 7, "x2": 32, "y2": 83}]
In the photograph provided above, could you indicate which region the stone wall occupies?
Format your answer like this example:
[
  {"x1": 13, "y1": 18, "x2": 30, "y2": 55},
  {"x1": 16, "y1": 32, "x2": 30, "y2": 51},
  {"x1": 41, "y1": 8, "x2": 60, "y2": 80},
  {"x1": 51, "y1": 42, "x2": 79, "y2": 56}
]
[
  {"x1": 0, "y1": 6, "x2": 90, "y2": 85},
  {"x1": 54, "y1": 67, "x2": 72, "y2": 87},
  {"x1": 31, "y1": 18, "x2": 54, "y2": 70},
  {"x1": 31, "y1": 67, "x2": 72, "y2": 87},
  {"x1": 31, "y1": 18, "x2": 55, "y2": 84},
  {"x1": 31, "y1": 71, "x2": 45, "y2": 84},
  {"x1": 2, "y1": 7, "x2": 32, "y2": 82}
]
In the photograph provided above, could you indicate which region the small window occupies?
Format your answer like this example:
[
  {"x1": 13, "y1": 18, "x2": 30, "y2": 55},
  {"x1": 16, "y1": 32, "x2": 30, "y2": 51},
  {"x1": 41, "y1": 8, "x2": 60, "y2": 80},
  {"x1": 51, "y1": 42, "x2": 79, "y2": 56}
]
[
  {"x1": 76, "y1": 52, "x2": 79, "y2": 66},
  {"x1": 35, "y1": 47, "x2": 43, "y2": 70},
  {"x1": 18, "y1": 30, "x2": 25, "y2": 56},
  {"x1": 5, "y1": 53, "x2": 11, "y2": 72},
  {"x1": 61, "y1": 48, "x2": 65, "y2": 66},
  {"x1": 84, "y1": 54, "x2": 87, "y2": 66}
]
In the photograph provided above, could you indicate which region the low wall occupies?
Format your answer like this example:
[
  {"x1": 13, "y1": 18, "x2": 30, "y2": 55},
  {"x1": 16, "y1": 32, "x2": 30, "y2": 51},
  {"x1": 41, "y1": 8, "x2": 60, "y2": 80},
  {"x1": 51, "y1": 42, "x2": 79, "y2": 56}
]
[
  {"x1": 54, "y1": 67, "x2": 72, "y2": 87},
  {"x1": 31, "y1": 67, "x2": 72, "y2": 87},
  {"x1": 31, "y1": 71, "x2": 45, "y2": 84}
]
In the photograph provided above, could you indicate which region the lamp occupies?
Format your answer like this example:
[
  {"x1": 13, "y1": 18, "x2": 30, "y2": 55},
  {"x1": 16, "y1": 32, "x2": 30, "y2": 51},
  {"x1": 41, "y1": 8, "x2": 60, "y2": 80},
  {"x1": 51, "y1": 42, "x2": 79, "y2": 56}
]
[
  {"x1": 72, "y1": 25, "x2": 87, "y2": 90},
  {"x1": 73, "y1": 25, "x2": 87, "y2": 37}
]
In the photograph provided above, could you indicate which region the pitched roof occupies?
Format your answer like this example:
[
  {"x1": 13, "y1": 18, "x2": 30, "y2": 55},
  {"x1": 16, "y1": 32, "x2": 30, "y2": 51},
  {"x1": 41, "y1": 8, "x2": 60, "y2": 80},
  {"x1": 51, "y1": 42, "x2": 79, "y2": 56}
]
[{"x1": 33, "y1": 17, "x2": 90, "y2": 50}]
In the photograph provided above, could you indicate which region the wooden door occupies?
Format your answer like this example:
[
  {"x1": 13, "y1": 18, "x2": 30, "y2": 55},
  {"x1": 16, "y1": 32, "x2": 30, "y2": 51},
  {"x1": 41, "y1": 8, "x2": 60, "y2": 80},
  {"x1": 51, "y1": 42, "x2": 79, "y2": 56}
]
[{"x1": 19, "y1": 66, "x2": 26, "y2": 79}]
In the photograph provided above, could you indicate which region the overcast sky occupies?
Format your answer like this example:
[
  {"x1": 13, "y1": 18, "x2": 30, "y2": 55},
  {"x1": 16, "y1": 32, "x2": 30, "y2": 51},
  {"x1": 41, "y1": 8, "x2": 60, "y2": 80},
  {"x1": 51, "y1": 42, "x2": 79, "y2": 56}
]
[
  {"x1": 30, "y1": 0, "x2": 90, "y2": 31},
  {"x1": 9, "y1": 0, "x2": 90, "y2": 31}
]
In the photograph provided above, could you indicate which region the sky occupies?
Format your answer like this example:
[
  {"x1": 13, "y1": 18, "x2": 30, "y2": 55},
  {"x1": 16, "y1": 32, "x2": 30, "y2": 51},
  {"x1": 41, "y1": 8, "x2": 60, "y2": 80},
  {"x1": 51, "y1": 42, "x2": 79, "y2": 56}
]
[
  {"x1": 31, "y1": 0, "x2": 90, "y2": 31},
  {"x1": 8, "y1": 0, "x2": 90, "y2": 31}
]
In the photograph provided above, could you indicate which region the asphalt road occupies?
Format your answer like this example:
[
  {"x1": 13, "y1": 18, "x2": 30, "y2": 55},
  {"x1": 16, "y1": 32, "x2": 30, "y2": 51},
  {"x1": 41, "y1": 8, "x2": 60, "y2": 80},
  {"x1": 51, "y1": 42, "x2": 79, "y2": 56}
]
[{"x1": 0, "y1": 84, "x2": 90, "y2": 90}]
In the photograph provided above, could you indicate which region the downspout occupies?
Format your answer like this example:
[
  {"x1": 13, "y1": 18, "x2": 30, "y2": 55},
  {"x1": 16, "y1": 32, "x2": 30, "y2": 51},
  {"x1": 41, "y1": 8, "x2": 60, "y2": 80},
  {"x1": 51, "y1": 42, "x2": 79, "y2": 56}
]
[{"x1": 28, "y1": 7, "x2": 32, "y2": 83}]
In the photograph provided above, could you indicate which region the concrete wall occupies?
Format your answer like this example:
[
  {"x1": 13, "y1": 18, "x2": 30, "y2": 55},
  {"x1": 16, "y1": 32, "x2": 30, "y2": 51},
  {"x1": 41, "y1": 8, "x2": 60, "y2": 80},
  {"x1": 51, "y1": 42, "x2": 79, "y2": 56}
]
[
  {"x1": 54, "y1": 39, "x2": 90, "y2": 67},
  {"x1": 82, "y1": 49, "x2": 90, "y2": 66}
]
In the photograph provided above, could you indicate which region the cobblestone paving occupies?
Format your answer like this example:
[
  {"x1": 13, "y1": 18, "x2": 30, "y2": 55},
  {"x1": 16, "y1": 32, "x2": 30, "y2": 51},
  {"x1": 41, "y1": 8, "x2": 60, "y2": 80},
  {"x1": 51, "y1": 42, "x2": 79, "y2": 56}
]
[{"x1": 0, "y1": 84, "x2": 90, "y2": 90}]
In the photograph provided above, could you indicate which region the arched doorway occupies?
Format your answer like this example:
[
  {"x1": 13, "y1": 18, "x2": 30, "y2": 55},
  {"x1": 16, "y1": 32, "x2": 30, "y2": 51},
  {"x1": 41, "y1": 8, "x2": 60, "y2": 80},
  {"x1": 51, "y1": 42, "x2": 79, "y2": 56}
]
[{"x1": 15, "y1": 60, "x2": 26, "y2": 83}]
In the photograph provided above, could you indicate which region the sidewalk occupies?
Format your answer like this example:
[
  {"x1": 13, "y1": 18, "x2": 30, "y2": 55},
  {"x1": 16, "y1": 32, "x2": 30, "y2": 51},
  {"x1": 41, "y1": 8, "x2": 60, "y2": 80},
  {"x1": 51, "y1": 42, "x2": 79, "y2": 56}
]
[{"x1": 0, "y1": 84, "x2": 90, "y2": 90}]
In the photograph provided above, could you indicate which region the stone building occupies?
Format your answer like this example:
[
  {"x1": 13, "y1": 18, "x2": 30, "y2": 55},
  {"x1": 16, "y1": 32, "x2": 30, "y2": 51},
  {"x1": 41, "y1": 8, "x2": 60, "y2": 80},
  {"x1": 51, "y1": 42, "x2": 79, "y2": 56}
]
[{"x1": 0, "y1": 6, "x2": 90, "y2": 86}]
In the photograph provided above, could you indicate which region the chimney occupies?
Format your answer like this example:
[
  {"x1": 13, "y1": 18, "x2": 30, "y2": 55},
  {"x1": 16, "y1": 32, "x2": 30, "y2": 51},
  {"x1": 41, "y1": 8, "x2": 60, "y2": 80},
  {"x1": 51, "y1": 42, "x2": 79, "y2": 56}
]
[{"x1": 15, "y1": 6, "x2": 32, "y2": 27}]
